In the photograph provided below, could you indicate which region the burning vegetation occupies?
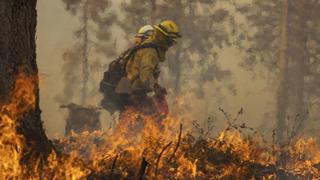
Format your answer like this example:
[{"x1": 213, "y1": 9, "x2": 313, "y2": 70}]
[
  {"x1": 0, "y1": 73, "x2": 320, "y2": 179},
  {"x1": 2, "y1": 0, "x2": 320, "y2": 179}
]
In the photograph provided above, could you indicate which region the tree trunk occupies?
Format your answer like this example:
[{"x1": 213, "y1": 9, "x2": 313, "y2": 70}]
[
  {"x1": 81, "y1": 0, "x2": 89, "y2": 104},
  {"x1": 169, "y1": 0, "x2": 183, "y2": 96},
  {"x1": 291, "y1": 0, "x2": 307, "y2": 123},
  {"x1": 275, "y1": 0, "x2": 289, "y2": 144},
  {"x1": 0, "y1": 0, "x2": 53, "y2": 163}
]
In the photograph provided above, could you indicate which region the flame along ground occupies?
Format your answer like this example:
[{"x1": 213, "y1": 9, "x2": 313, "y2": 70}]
[{"x1": 1, "y1": 73, "x2": 320, "y2": 179}]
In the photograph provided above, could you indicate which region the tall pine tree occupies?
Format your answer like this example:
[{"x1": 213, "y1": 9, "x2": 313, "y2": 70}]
[
  {"x1": 237, "y1": 0, "x2": 320, "y2": 143},
  {"x1": 58, "y1": 0, "x2": 116, "y2": 105},
  {"x1": 0, "y1": 0, "x2": 54, "y2": 165}
]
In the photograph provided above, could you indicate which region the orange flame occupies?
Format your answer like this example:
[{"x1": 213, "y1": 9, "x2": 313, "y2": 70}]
[
  {"x1": 1, "y1": 72, "x2": 320, "y2": 179},
  {"x1": 0, "y1": 72, "x2": 36, "y2": 178}
]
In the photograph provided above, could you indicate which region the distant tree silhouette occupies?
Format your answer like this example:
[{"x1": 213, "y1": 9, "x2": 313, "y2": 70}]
[
  {"x1": 237, "y1": 0, "x2": 320, "y2": 143},
  {"x1": 58, "y1": 0, "x2": 116, "y2": 105}
]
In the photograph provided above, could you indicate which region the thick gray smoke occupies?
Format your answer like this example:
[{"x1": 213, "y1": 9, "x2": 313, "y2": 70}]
[{"x1": 39, "y1": 0, "x2": 320, "y2": 140}]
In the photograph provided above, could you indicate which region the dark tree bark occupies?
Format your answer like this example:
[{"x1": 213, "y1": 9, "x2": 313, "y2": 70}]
[{"x1": 0, "y1": 0, "x2": 53, "y2": 163}]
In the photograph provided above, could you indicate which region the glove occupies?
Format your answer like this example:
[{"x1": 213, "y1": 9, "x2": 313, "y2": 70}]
[{"x1": 154, "y1": 84, "x2": 167, "y2": 98}]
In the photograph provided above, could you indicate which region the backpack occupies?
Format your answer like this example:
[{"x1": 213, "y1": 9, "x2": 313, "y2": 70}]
[{"x1": 99, "y1": 43, "x2": 160, "y2": 114}]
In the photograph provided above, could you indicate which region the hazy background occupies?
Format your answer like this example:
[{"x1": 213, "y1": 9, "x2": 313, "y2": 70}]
[{"x1": 37, "y1": 0, "x2": 274, "y2": 138}]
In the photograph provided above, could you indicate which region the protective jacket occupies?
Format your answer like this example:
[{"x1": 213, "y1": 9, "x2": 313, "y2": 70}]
[
  {"x1": 126, "y1": 31, "x2": 170, "y2": 94},
  {"x1": 126, "y1": 44, "x2": 164, "y2": 93}
]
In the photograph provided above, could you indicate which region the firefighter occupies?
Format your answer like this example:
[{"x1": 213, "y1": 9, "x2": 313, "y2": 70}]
[
  {"x1": 100, "y1": 25, "x2": 155, "y2": 114},
  {"x1": 125, "y1": 20, "x2": 182, "y2": 115}
]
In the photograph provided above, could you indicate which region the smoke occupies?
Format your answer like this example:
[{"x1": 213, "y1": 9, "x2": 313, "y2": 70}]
[
  {"x1": 55, "y1": 46, "x2": 82, "y2": 104},
  {"x1": 38, "y1": 0, "x2": 320, "y2": 140},
  {"x1": 56, "y1": 0, "x2": 117, "y2": 106}
]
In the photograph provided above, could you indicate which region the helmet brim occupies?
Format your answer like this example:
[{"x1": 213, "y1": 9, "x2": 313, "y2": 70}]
[{"x1": 154, "y1": 25, "x2": 182, "y2": 38}]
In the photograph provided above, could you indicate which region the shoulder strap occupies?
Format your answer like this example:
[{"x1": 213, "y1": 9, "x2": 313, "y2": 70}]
[
  {"x1": 109, "y1": 48, "x2": 132, "y2": 66},
  {"x1": 127, "y1": 43, "x2": 161, "y2": 60},
  {"x1": 117, "y1": 48, "x2": 133, "y2": 62}
]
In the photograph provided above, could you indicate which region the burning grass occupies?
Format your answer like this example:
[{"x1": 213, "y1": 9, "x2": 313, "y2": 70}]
[
  {"x1": 1, "y1": 73, "x2": 320, "y2": 179},
  {"x1": 45, "y1": 108, "x2": 320, "y2": 179},
  {"x1": 51, "y1": 113, "x2": 320, "y2": 179}
]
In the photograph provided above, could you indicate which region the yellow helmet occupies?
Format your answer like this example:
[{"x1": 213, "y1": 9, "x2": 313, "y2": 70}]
[
  {"x1": 136, "y1": 25, "x2": 154, "y2": 37},
  {"x1": 154, "y1": 20, "x2": 182, "y2": 39}
]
